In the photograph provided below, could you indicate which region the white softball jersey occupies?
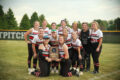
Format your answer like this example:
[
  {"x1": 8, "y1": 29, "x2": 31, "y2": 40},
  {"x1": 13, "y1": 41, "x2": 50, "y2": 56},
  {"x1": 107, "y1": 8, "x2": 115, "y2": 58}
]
[
  {"x1": 70, "y1": 28, "x2": 81, "y2": 36},
  {"x1": 43, "y1": 27, "x2": 51, "y2": 36},
  {"x1": 71, "y1": 38, "x2": 83, "y2": 49},
  {"x1": 90, "y1": 29, "x2": 103, "y2": 43},
  {"x1": 64, "y1": 34, "x2": 72, "y2": 49},
  {"x1": 58, "y1": 26, "x2": 71, "y2": 35},
  {"x1": 31, "y1": 35, "x2": 43, "y2": 46},
  {"x1": 29, "y1": 28, "x2": 39, "y2": 41}
]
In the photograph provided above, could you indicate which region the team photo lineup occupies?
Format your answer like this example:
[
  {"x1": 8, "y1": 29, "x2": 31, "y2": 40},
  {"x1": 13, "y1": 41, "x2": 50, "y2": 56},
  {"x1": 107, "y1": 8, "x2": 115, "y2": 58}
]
[{"x1": 24, "y1": 19, "x2": 103, "y2": 77}]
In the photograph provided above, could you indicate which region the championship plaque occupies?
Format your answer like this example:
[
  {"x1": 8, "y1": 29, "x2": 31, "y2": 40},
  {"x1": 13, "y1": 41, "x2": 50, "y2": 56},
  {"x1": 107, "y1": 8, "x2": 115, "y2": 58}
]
[{"x1": 50, "y1": 47, "x2": 59, "y2": 60}]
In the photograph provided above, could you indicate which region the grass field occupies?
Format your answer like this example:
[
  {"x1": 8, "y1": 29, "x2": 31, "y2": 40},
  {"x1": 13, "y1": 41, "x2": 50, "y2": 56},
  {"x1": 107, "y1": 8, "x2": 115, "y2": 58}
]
[{"x1": 0, "y1": 40, "x2": 120, "y2": 80}]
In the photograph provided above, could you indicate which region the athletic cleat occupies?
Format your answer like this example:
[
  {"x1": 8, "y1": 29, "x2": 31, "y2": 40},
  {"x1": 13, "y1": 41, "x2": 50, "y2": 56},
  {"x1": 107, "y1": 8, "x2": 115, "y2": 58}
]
[
  {"x1": 76, "y1": 71, "x2": 80, "y2": 77},
  {"x1": 31, "y1": 68, "x2": 35, "y2": 72},
  {"x1": 70, "y1": 68, "x2": 74, "y2": 72},
  {"x1": 55, "y1": 70, "x2": 58, "y2": 74},
  {"x1": 68, "y1": 72, "x2": 72, "y2": 77},
  {"x1": 79, "y1": 71, "x2": 83, "y2": 75},
  {"x1": 76, "y1": 68, "x2": 80, "y2": 77},
  {"x1": 51, "y1": 69, "x2": 54, "y2": 74},
  {"x1": 28, "y1": 68, "x2": 31, "y2": 74},
  {"x1": 28, "y1": 68, "x2": 36, "y2": 74},
  {"x1": 71, "y1": 68, "x2": 77, "y2": 75},
  {"x1": 91, "y1": 71, "x2": 99, "y2": 74},
  {"x1": 35, "y1": 71, "x2": 40, "y2": 77},
  {"x1": 85, "y1": 69, "x2": 90, "y2": 72}
]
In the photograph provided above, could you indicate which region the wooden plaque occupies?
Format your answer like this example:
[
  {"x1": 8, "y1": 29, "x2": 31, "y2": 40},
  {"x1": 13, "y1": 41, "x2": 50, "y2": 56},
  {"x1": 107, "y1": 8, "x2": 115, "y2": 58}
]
[{"x1": 50, "y1": 47, "x2": 59, "y2": 60}]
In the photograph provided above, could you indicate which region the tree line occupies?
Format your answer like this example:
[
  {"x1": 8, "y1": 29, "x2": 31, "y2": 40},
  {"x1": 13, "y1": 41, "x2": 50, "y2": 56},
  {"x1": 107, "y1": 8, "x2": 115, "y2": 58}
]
[{"x1": 0, "y1": 5, "x2": 120, "y2": 30}]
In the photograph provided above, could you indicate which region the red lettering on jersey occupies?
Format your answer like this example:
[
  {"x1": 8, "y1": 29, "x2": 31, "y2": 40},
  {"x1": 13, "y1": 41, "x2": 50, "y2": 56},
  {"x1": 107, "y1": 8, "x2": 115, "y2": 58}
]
[
  {"x1": 29, "y1": 36, "x2": 34, "y2": 39},
  {"x1": 42, "y1": 54, "x2": 49, "y2": 57},
  {"x1": 32, "y1": 32, "x2": 39, "y2": 34},
  {"x1": 45, "y1": 49, "x2": 49, "y2": 51},
  {"x1": 91, "y1": 34, "x2": 97, "y2": 36},
  {"x1": 67, "y1": 44, "x2": 71, "y2": 47},
  {"x1": 44, "y1": 31, "x2": 48, "y2": 33},
  {"x1": 58, "y1": 49, "x2": 63, "y2": 51},
  {"x1": 91, "y1": 39, "x2": 99, "y2": 42}
]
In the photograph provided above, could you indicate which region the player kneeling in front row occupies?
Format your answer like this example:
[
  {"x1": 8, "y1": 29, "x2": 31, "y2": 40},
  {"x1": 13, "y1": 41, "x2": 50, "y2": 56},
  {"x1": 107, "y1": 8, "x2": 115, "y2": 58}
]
[
  {"x1": 58, "y1": 35, "x2": 72, "y2": 77},
  {"x1": 31, "y1": 36, "x2": 52, "y2": 77},
  {"x1": 70, "y1": 32, "x2": 84, "y2": 76}
]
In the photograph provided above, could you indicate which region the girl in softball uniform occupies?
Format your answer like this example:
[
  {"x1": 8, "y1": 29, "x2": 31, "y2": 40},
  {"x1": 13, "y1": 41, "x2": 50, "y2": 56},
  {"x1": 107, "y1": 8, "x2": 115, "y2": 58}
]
[{"x1": 90, "y1": 21, "x2": 103, "y2": 74}]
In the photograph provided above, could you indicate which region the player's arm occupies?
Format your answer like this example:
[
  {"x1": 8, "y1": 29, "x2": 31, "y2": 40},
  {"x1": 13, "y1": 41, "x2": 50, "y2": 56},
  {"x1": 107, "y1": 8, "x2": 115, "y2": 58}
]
[
  {"x1": 98, "y1": 38, "x2": 103, "y2": 48},
  {"x1": 64, "y1": 44, "x2": 69, "y2": 59},
  {"x1": 32, "y1": 43, "x2": 37, "y2": 58},
  {"x1": 78, "y1": 46, "x2": 82, "y2": 60},
  {"x1": 96, "y1": 31, "x2": 103, "y2": 52},
  {"x1": 31, "y1": 36, "x2": 37, "y2": 58},
  {"x1": 96, "y1": 37, "x2": 103, "y2": 52},
  {"x1": 77, "y1": 40, "x2": 82, "y2": 59},
  {"x1": 24, "y1": 29, "x2": 32, "y2": 43}
]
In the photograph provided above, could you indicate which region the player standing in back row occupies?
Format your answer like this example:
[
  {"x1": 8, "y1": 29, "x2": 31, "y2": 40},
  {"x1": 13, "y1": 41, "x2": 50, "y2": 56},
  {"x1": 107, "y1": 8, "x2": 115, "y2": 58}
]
[
  {"x1": 90, "y1": 21, "x2": 103, "y2": 74},
  {"x1": 24, "y1": 21, "x2": 40, "y2": 74},
  {"x1": 58, "y1": 20, "x2": 71, "y2": 35},
  {"x1": 41, "y1": 19, "x2": 51, "y2": 36},
  {"x1": 80, "y1": 22, "x2": 91, "y2": 72}
]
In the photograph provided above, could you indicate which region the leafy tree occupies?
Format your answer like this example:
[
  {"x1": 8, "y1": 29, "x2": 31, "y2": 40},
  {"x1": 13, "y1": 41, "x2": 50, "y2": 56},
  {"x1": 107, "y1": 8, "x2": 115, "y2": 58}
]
[
  {"x1": 39, "y1": 14, "x2": 45, "y2": 26},
  {"x1": 107, "y1": 20, "x2": 114, "y2": 30},
  {"x1": 77, "y1": 21, "x2": 82, "y2": 29},
  {"x1": 20, "y1": 14, "x2": 31, "y2": 30},
  {"x1": 0, "y1": 5, "x2": 7, "y2": 29},
  {"x1": 6, "y1": 8, "x2": 18, "y2": 29},
  {"x1": 64, "y1": 18, "x2": 71, "y2": 27},
  {"x1": 94, "y1": 19, "x2": 108, "y2": 30},
  {"x1": 114, "y1": 17, "x2": 120, "y2": 30},
  {"x1": 30, "y1": 12, "x2": 39, "y2": 27},
  {"x1": 102, "y1": 20, "x2": 108, "y2": 30},
  {"x1": 88, "y1": 23, "x2": 91, "y2": 28}
]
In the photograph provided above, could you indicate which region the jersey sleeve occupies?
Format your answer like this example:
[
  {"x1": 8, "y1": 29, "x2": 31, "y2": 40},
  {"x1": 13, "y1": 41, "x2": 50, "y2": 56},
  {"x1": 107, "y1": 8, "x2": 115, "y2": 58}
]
[
  {"x1": 77, "y1": 39, "x2": 82, "y2": 47},
  {"x1": 98, "y1": 30, "x2": 103, "y2": 38}
]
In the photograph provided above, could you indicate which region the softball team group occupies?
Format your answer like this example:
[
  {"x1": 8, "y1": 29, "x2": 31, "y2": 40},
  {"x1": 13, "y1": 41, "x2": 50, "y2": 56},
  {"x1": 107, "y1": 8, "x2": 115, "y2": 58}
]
[{"x1": 24, "y1": 19, "x2": 103, "y2": 77}]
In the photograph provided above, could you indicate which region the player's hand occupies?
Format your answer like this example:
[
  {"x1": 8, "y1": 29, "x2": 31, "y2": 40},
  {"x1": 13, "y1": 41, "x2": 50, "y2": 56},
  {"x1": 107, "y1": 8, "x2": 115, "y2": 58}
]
[
  {"x1": 55, "y1": 59, "x2": 61, "y2": 62},
  {"x1": 45, "y1": 57, "x2": 49, "y2": 60},
  {"x1": 79, "y1": 55, "x2": 82, "y2": 60},
  {"x1": 47, "y1": 58, "x2": 52, "y2": 62},
  {"x1": 34, "y1": 53, "x2": 37, "y2": 58},
  {"x1": 96, "y1": 47, "x2": 100, "y2": 52},
  {"x1": 26, "y1": 41, "x2": 31, "y2": 44}
]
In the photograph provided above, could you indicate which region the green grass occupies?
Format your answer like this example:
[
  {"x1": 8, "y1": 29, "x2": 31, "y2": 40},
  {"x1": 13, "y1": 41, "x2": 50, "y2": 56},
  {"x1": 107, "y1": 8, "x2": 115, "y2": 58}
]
[{"x1": 0, "y1": 40, "x2": 120, "y2": 80}]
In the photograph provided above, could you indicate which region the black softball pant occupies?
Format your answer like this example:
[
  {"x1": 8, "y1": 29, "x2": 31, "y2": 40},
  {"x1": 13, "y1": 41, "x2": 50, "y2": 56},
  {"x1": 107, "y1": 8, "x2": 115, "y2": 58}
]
[
  {"x1": 27, "y1": 44, "x2": 38, "y2": 69},
  {"x1": 60, "y1": 59, "x2": 71, "y2": 77},
  {"x1": 83, "y1": 44, "x2": 91, "y2": 70},
  {"x1": 71, "y1": 48, "x2": 84, "y2": 71},
  {"x1": 39, "y1": 59, "x2": 51, "y2": 76},
  {"x1": 91, "y1": 43, "x2": 102, "y2": 72},
  {"x1": 32, "y1": 59, "x2": 51, "y2": 77}
]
